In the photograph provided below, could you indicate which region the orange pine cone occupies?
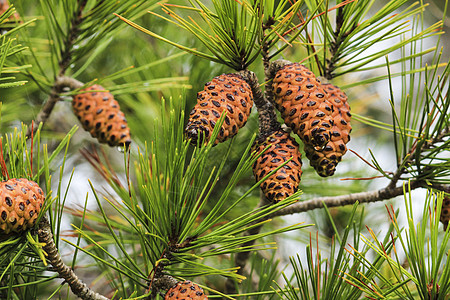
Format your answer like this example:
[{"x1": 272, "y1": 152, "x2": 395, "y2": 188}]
[
  {"x1": 185, "y1": 73, "x2": 253, "y2": 145},
  {"x1": 165, "y1": 281, "x2": 208, "y2": 300},
  {"x1": 272, "y1": 63, "x2": 334, "y2": 150},
  {"x1": 252, "y1": 130, "x2": 302, "y2": 202},
  {"x1": 0, "y1": 178, "x2": 45, "y2": 235},
  {"x1": 72, "y1": 85, "x2": 131, "y2": 147},
  {"x1": 305, "y1": 84, "x2": 352, "y2": 177}
]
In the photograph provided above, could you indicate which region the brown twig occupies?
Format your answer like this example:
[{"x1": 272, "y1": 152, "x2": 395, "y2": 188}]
[
  {"x1": 236, "y1": 69, "x2": 280, "y2": 139},
  {"x1": 270, "y1": 180, "x2": 450, "y2": 218},
  {"x1": 37, "y1": 216, "x2": 109, "y2": 300},
  {"x1": 26, "y1": 76, "x2": 83, "y2": 139}
]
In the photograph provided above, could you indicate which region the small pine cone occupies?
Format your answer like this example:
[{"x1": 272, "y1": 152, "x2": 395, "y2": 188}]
[
  {"x1": 440, "y1": 196, "x2": 449, "y2": 231},
  {"x1": 0, "y1": 178, "x2": 45, "y2": 235},
  {"x1": 165, "y1": 281, "x2": 208, "y2": 300},
  {"x1": 252, "y1": 130, "x2": 302, "y2": 202},
  {"x1": 272, "y1": 63, "x2": 334, "y2": 150},
  {"x1": 185, "y1": 73, "x2": 253, "y2": 145},
  {"x1": 72, "y1": 85, "x2": 131, "y2": 147},
  {"x1": 304, "y1": 84, "x2": 351, "y2": 177}
]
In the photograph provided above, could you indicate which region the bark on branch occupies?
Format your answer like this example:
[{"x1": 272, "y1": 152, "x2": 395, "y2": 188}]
[
  {"x1": 37, "y1": 216, "x2": 109, "y2": 300},
  {"x1": 26, "y1": 76, "x2": 83, "y2": 139},
  {"x1": 270, "y1": 182, "x2": 422, "y2": 218}
]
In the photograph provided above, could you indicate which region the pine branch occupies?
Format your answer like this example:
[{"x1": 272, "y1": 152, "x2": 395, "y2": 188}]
[
  {"x1": 37, "y1": 216, "x2": 109, "y2": 300},
  {"x1": 236, "y1": 69, "x2": 279, "y2": 139},
  {"x1": 25, "y1": 76, "x2": 83, "y2": 138},
  {"x1": 59, "y1": 0, "x2": 87, "y2": 77},
  {"x1": 270, "y1": 181, "x2": 449, "y2": 218}
]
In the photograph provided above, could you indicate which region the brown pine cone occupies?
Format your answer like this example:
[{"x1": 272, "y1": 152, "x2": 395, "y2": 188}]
[
  {"x1": 0, "y1": 178, "x2": 45, "y2": 235},
  {"x1": 72, "y1": 85, "x2": 131, "y2": 147},
  {"x1": 272, "y1": 63, "x2": 334, "y2": 150},
  {"x1": 165, "y1": 281, "x2": 207, "y2": 300},
  {"x1": 185, "y1": 73, "x2": 253, "y2": 146},
  {"x1": 252, "y1": 130, "x2": 302, "y2": 202},
  {"x1": 440, "y1": 195, "x2": 449, "y2": 231},
  {"x1": 305, "y1": 84, "x2": 352, "y2": 177}
]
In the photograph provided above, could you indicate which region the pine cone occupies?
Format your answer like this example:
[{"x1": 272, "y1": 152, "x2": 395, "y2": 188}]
[
  {"x1": 252, "y1": 130, "x2": 302, "y2": 202},
  {"x1": 0, "y1": 0, "x2": 21, "y2": 21},
  {"x1": 72, "y1": 85, "x2": 131, "y2": 147},
  {"x1": 185, "y1": 73, "x2": 253, "y2": 146},
  {"x1": 305, "y1": 84, "x2": 352, "y2": 177},
  {"x1": 272, "y1": 63, "x2": 334, "y2": 150},
  {"x1": 0, "y1": 178, "x2": 45, "y2": 235},
  {"x1": 165, "y1": 281, "x2": 207, "y2": 300},
  {"x1": 440, "y1": 195, "x2": 449, "y2": 231}
]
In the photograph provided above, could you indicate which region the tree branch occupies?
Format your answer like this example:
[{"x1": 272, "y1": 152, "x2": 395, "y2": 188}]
[
  {"x1": 26, "y1": 76, "x2": 83, "y2": 139},
  {"x1": 37, "y1": 216, "x2": 109, "y2": 300},
  {"x1": 236, "y1": 69, "x2": 279, "y2": 138},
  {"x1": 270, "y1": 181, "x2": 423, "y2": 218}
]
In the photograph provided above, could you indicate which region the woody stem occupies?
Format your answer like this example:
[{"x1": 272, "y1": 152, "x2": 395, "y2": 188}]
[
  {"x1": 37, "y1": 216, "x2": 109, "y2": 300},
  {"x1": 26, "y1": 76, "x2": 83, "y2": 139}
]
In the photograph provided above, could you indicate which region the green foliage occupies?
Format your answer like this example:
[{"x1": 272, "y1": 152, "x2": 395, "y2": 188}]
[
  {"x1": 301, "y1": 0, "x2": 443, "y2": 79},
  {"x1": 0, "y1": 125, "x2": 76, "y2": 299},
  {"x1": 68, "y1": 96, "x2": 310, "y2": 298},
  {"x1": 277, "y1": 191, "x2": 449, "y2": 299},
  {"x1": 0, "y1": 0, "x2": 449, "y2": 299}
]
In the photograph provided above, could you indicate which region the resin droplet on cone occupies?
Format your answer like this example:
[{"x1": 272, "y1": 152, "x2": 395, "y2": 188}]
[
  {"x1": 185, "y1": 73, "x2": 253, "y2": 146},
  {"x1": 165, "y1": 281, "x2": 208, "y2": 300},
  {"x1": 252, "y1": 130, "x2": 302, "y2": 202},
  {"x1": 0, "y1": 178, "x2": 45, "y2": 235},
  {"x1": 272, "y1": 63, "x2": 334, "y2": 150},
  {"x1": 72, "y1": 85, "x2": 131, "y2": 147},
  {"x1": 305, "y1": 84, "x2": 352, "y2": 177}
]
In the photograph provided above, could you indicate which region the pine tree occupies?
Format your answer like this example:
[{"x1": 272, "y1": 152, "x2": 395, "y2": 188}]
[{"x1": 0, "y1": 0, "x2": 449, "y2": 299}]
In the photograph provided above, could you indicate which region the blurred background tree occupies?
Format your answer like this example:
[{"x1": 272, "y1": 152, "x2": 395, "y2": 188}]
[{"x1": 0, "y1": 0, "x2": 448, "y2": 299}]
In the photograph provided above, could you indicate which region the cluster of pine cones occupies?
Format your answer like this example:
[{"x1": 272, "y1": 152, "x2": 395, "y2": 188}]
[{"x1": 184, "y1": 62, "x2": 351, "y2": 202}]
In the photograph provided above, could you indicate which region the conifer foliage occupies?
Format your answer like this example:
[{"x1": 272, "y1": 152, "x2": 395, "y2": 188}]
[{"x1": 0, "y1": 0, "x2": 449, "y2": 299}]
